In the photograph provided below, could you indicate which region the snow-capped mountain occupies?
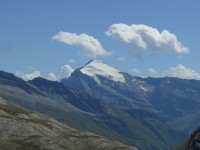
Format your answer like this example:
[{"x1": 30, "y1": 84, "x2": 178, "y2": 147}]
[
  {"x1": 80, "y1": 60, "x2": 125, "y2": 84},
  {"x1": 62, "y1": 60, "x2": 153, "y2": 110}
]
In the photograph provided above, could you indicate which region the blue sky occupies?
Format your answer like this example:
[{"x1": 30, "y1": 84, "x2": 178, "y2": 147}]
[{"x1": 1, "y1": 0, "x2": 200, "y2": 80}]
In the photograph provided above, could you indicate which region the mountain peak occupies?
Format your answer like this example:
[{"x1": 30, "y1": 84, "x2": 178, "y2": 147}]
[{"x1": 80, "y1": 60, "x2": 125, "y2": 83}]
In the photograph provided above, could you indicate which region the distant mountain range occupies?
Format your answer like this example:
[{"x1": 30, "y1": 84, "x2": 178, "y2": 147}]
[{"x1": 1, "y1": 60, "x2": 200, "y2": 149}]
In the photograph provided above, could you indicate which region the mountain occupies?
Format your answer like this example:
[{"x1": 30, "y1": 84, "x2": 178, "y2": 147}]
[
  {"x1": 145, "y1": 77, "x2": 200, "y2": 118},
  {"x1": 29, "y1": 77, "x2": 105, "y2": 114},
  {"x1": 0, "y1": 70, "x2": 122, "y2": 141},
  {"x1": 61, "y1": 60, "x2": 185, "y2": 149},
  {"x1": 0, "y1": 68, "x2": 183, "y2": 150},
  {"x1": 143, "y1": 77, "x2": 200, "y2": 134},
  {"x1": 29, "y1": 75, "x2": 183, "y2": 149},
  {"x1": 62, "y1": 60, "x2": 154, "y2": 110},
  {"x1": 2, "y1": 60, "x2": 200, "y2": 149},
  {"x1": 62, "y1": 60, "x2": 200, "y2": 135},
  {"x1": 0, "y1": 97, "x2": 137, "y2": 150}
]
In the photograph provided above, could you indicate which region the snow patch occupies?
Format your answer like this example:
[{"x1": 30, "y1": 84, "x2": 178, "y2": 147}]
[{"x1": 81, "y1": 60, "x2": 125, "y2": 83}]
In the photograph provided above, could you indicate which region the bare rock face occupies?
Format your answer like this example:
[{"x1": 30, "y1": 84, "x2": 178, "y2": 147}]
[{"x1": 0, "y1": 98, "x2": 137, "y2": 150}]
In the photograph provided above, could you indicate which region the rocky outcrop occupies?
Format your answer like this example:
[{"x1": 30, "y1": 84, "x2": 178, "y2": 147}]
[
  {"x1": 0, "y1": 98, "x2": 137, "y2": 150},
  {"x1": 186, "y1": 128, "x2": 200, "y2": 150}
]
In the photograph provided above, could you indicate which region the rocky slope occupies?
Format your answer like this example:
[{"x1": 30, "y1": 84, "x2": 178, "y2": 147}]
[{"x1": 0, "y1": 97, "x2": 137, "y2": 150}]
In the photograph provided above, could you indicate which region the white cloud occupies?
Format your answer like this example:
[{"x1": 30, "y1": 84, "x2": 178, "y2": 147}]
[
  {"x1": 147, "y1": 68, "x2": 159, "y2": 77},
  {"x1": 166, "y1": 64, "x2": 200, "y2": 80},
  {"x1": 52, "y1": 31, "x2": 111, "y2": 58},
  {"x1": 16, "y1": 71, "x2": 41, "y2": 81},
  {"x1": 129, "y1": 68, "x2": 140, "y2": 75},
  {"x1": 118, "y1": 56, "x2": 125, "y2": 62},
  {"x1": 106, "y1": 23, "x2": 189, "y2": 54},
  {"x1": 16, "y1": 64, "x2": 75, "y2": 81},
  {"x1": 68, "y1": 58, "x2": 75, "y2": 64},
  {"x1": 60, "y1": 65, "x2": 74, "y2": 78},
  {"x1": 147, "y1": 68, "x2": 158, "y2": 75},
  {"x1": 47, "y1": 73, "x2": 57, "y2": 81}
]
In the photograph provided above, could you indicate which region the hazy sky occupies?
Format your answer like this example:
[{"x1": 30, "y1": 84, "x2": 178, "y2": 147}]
[{"x1": 1, "y1": 0, "x2": 200, "y2": 81}]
